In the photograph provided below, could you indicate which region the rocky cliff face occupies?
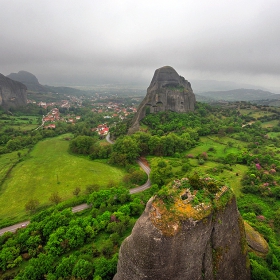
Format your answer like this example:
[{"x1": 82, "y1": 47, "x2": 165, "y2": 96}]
[
  {"x1": 114, "y1": 182, "x2": 250, "y2": 280},
  {"x1": 0, "y1": 73, "x2": 27, "y2": 109},
  {"x1": 7, "y1": 70, "x2": 47, "y2": 92},
  {"x1": 129, "y1": 66, "x2": 196, "y2": 133}
]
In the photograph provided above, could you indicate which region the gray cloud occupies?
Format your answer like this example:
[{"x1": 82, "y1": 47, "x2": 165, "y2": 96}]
[{"x1": 1, "y1": 0, "x2": 280, "y2": 90}]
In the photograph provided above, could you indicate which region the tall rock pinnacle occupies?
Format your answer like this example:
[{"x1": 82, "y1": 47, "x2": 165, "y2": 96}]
[
  {"x1": 0, "y1": 73, "x2": 27, "y2": 109},
  {"x1": 129, "y1": 66, "x2": 196, "y2": 133},
  {"x1": 113, "y1": 185, "x2": 251, "y2": 280}
]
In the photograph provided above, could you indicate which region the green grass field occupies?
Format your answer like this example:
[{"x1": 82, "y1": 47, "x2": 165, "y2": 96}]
[
  {"x1": 0, "y1": 149, "x2": 29, "y2": 183},
  {"x1": 239, "y1": 109, "x2": 274, "y2": 119},
  {"x1": 184, "y1": 136, "x2": 248, "y2": 196},
  {"x1": 0, "y1": 115, "x2": 40, "y2": 133},
  {"x1": 266, "y1": 131, "x2": 280, "y2": 138},
  {"x1": 261, "y1": 119, "x2": 279, "y2": 128},
  {"x1": 147, "y1": 135, "x2": 249, "y2": 197},
  {"x1": 0, "y1": 134, "x2": 126, "y2": 221},
  {"x1": 185, "y1": 136, "x2": 245, "y2": 159},
  {"x1": 187, "y1": 159, "x2": 247, "y2": 197}
]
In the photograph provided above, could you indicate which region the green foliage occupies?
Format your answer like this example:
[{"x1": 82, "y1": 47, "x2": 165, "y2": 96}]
[
  {"x1": 251, "y1": 259, "x2": 278, "y2": 280},
  {"x1": 55, "y1": 255, "x2": 77, "y2": 279},
  {"x1": 49, "y1": 192, "x2": 62, "y2": 205},
  {"x1": 109, "y1": 135, "x2": 140, "y2": 166},
  {"x1": 69, "y1": 135, "x2": 97, "y2": 155},
  {"x1": 72, "y1": 258, "x2": 93, "y2": 279},
  {"x1": 189, "y1": 173, "x2": 204, "y2": 190},
  {"x1": 157, "y1": 186, "x2": 175, "y2": 206},
  {"x1": 25, "y1": 199, "x2": 39, "y2": 213},
  {"x1": 0, "y1": 186, "x2": 145, "y2": 279},
  {"x1": 123, "y1": 169, "x2": 147, "y2": 185},
  {"x1": 73, "y1": 186, "x2": 81, "y2": 196},
  {"x1": 150, "y1": 159, "x2": 173, "y2": 186},
  {"x1": 93, "y1": 254, "x2": 118, "y2": 280}
]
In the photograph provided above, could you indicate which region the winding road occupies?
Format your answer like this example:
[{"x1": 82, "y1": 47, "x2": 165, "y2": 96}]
[
  {"x1": 106, "y1": 132, "x2": 151, "y2": 194},
  {"x1": 0, "y1": 133, "x2": 151, "y2": 235}
]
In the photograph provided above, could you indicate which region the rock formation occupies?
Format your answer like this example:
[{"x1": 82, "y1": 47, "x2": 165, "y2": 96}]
[
  {"x1": 244, "y1": 221, "x2": 269, "y2": 256},
  {"x1": 114, "y1": 178, "x2": 250, "y2": 280},
  {"x1": 0, "y1": 73, "x2": 27, "y2": 109},
  {"x1": 7, "y1": 70, "x2": 47, "y2": 92},
  {"x1": 129, "y1": 66, "x2": 196, "y2": 133}
]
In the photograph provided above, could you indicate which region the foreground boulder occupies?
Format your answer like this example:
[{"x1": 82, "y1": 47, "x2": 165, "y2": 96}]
[
  {"x1": 0, "y1": 73, "x2": 27, "y2": 109},
  {"x1": 114, "y1": 178, "x2": 250, "y2": 280},
  {"x1": 129, "y1": 66, "x2": 196, "y2": 133}
]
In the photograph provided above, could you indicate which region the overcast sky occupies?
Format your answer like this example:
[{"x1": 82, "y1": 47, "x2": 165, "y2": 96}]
[{"x1": 1, "y1": 0, "x2": 280, "y2": 91}]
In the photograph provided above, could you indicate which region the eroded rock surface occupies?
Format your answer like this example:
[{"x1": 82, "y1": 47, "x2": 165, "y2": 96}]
[
  {"x1": 0, "y1": 73, "x2": 27, "y2": 109},
  {"x1": 244, "y1": 221, "x2": 269, "y2": 256},
  {"x1": 129, "y1": 66, "x2": 196, "y2": 133},
  {"x1": 114, "y1": 196, "x2": 250, "y2": 280}
]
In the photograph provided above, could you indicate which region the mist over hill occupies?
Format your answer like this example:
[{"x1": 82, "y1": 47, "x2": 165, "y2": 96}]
[
  {"x1": 7, "y1": 71, "x2": 87, "y2": 96},
  {"x1": 197, "y1": 88, "x2": 278, "y2": 102},
  {"x1": 191, "y1": 79, "x2": 279, "y2": 93}
]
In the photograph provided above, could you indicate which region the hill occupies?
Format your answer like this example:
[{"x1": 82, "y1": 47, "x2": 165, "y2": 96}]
[
  {"x1": 198, "y1": 88, "x2": 277, "y2": 102},
  {"x1": 7, "y1": 71, "x2": 87, "y2": 96},
  {"x1": 7, "y1": 71, "x2": 47, "y2": 92}
]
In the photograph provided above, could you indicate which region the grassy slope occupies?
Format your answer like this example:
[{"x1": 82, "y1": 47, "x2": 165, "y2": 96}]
[
  {"x1": 185, "y1": 136, "x2": 247, "y2": 196},
  {"x1": 150, "y1": 136, "x2": 248, "y2": 197},
  {"x1": 0, "y1": 134, "x2": 125, "y2": 221},
  {"x1": 0, "y1": 115, "x2": 40, "y2": 131},
  {"x1": 149, "y1": 134, "x2": 248, "y2": 198}
]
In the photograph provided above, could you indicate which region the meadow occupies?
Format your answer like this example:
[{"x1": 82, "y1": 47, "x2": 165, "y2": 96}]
[
  {"x1": 0, "y1": 114, "x2": 40, "y2": 132},
  {"x1": 238, "y1": 108, "x2": 275, "y2": 119},
  {"x1": 0, "y1": 134, "x2": 126, "y2": 222},
  {"x1": 149, "y1": 135, "x2": 249, "y2": 198}
]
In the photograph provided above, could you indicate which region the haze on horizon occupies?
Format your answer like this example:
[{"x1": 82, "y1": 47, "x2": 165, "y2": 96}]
[{"x1": 1, "y1": 0, "x2": 280, "y2": 92}]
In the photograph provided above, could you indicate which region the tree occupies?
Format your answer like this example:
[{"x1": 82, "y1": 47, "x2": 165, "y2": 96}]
[
  {"x1": 55, "y1": 255, "x2": 77, "y2": 279},
  {"x1": 150, "y1": 160, "x2": 173, "y2": 186},
  {"x1": 45, "y1": 227, "x2": 68, "y2": 256},
  {"x1": 0, "y1": 246, "x2": 21, "y2": 271},
  {"x1": 69, "y1": 135, "x2": 96, "y2": 155},
  {"x1": 110, "y1": 136, "x2": 140, "y2": 165},
  {"x1": 93, "y1": 255, "x2": 118, "y2": 280},
  {"x1": 49, "y1": 192, "x2": 62, "y2": 205},
  {"x1": 72, "y1": 259, "x2": 93, "y2": 279},
  {"x1": 25, "y1": 199, "x2": 39, "y2": 213},
  {"x1": 65, "y1": 225, "x2": 86, "y2": 249},
  {"x1": 19, "y1": 254, "x2": 54, "y2": 280},
  {"x1": 99, "y1": 239, "x2": 114, "y2": 257},
  {"x1": 73, "y1": 187, "x2": 81, "y2": 196}
]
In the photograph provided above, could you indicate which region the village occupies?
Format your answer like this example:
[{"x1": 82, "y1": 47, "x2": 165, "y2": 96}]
[{"x1": 34, "y1": 94, "x2": 138, "y2": 135}]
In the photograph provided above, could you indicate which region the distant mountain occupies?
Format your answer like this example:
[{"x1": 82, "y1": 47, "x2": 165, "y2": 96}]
[
  {"x1": 7, "y1": 71, "x2": 87, "y2": 96},
  {"x1": 198, "y1": 88, "x2": 277, "y2": 102},
  {"x1": 7, "y1": 71, "x2": 47, "y2": 92},
  {"x1": 191, "y1": 79, "x2": 274, "y2": 93},
  {"x1": 44, "y1": 85, "x2": 87, "y2": 96},
  {"x1": 195, "y1": 94, "x2": 216, "y2": 103}
]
